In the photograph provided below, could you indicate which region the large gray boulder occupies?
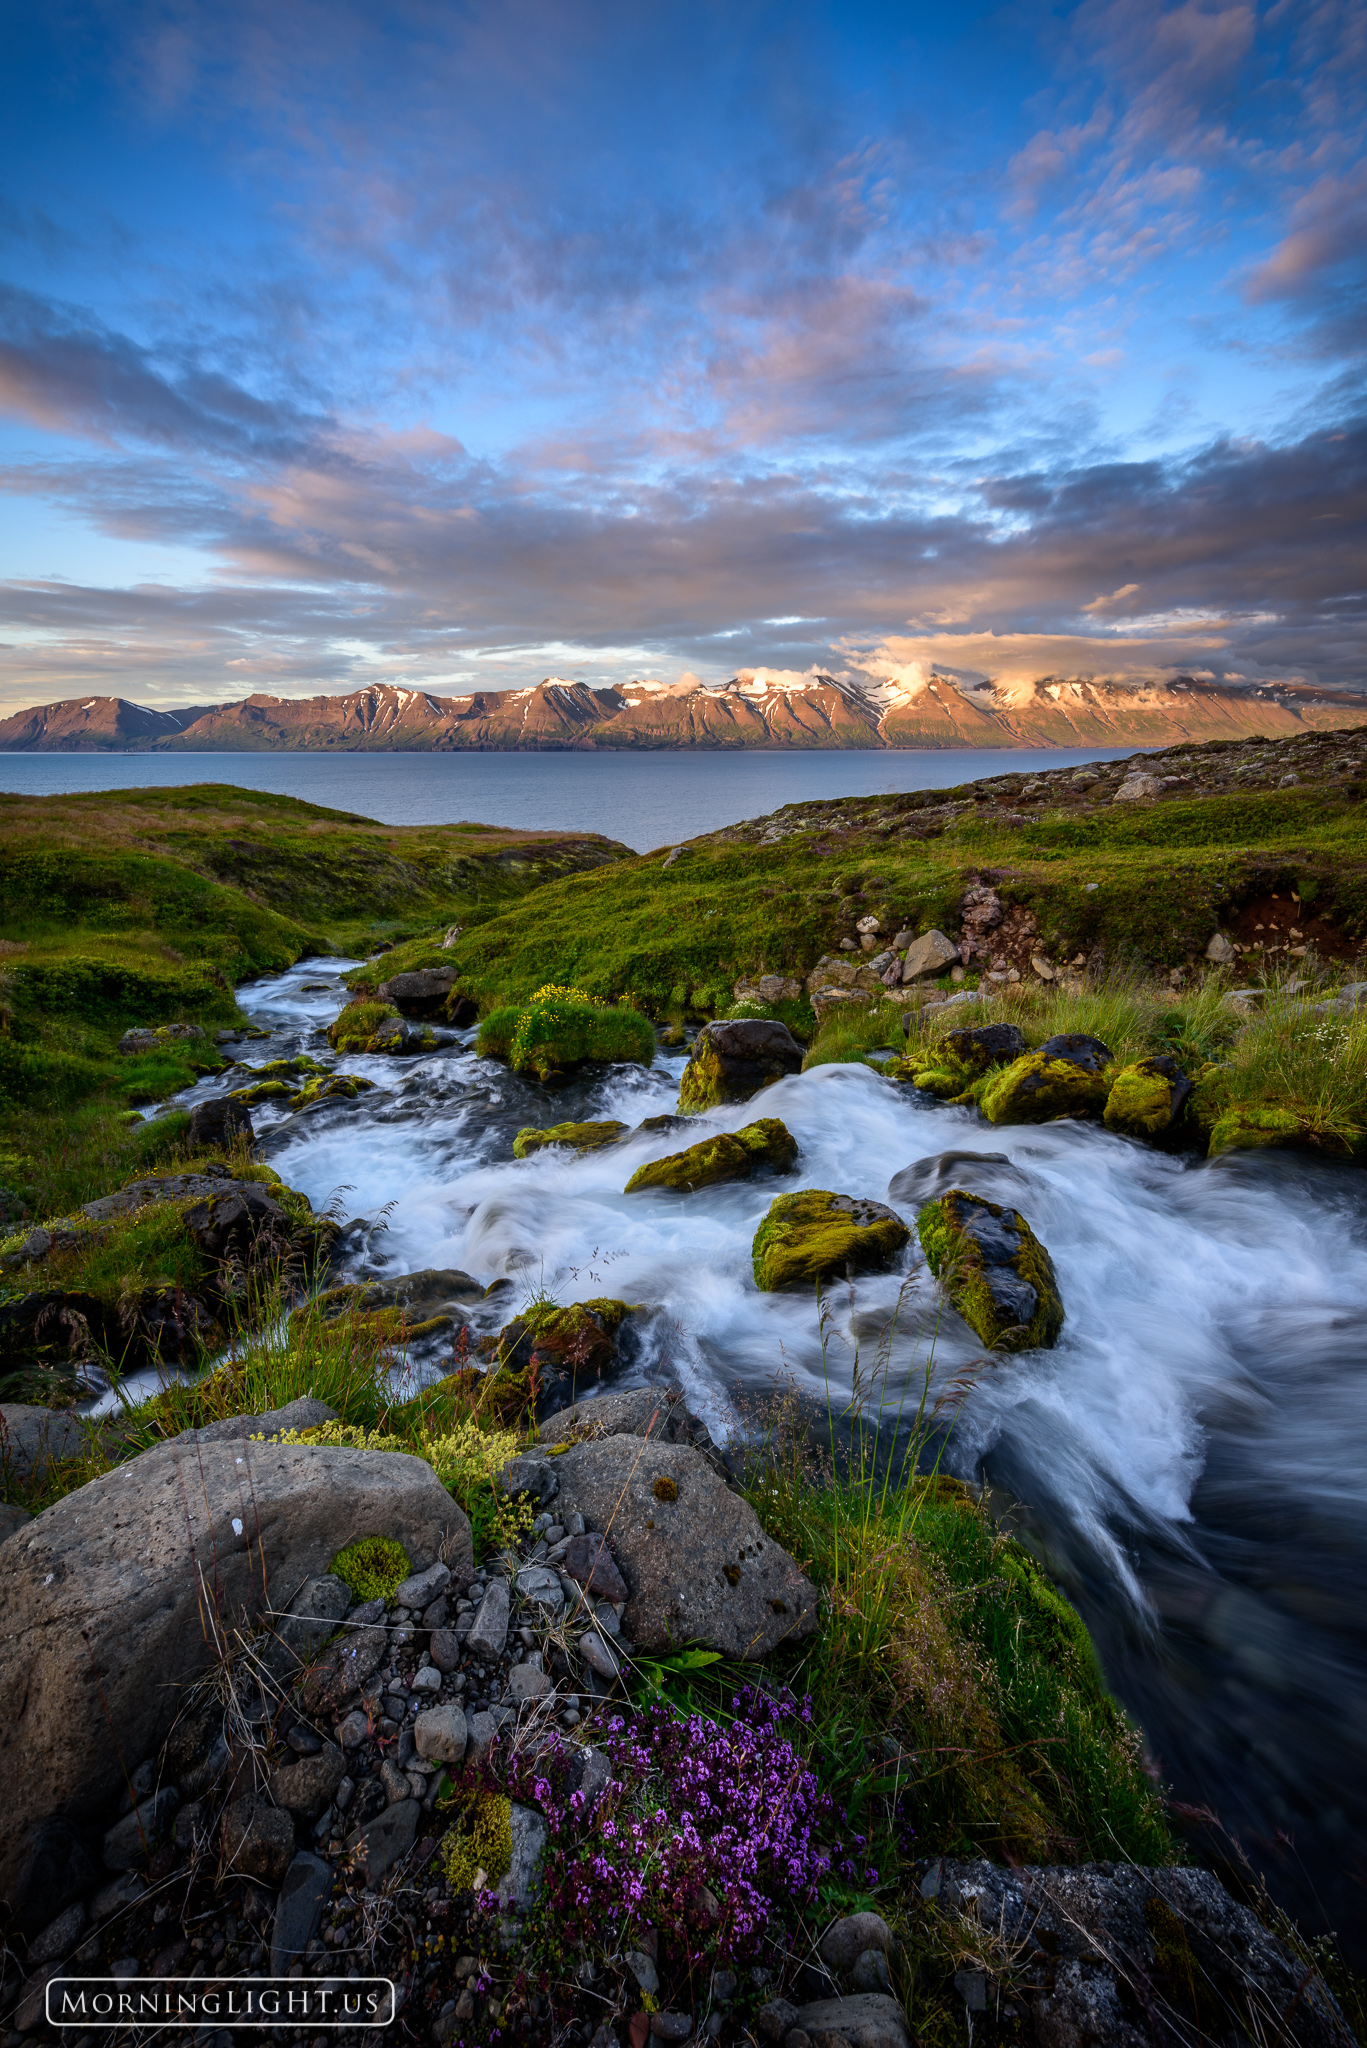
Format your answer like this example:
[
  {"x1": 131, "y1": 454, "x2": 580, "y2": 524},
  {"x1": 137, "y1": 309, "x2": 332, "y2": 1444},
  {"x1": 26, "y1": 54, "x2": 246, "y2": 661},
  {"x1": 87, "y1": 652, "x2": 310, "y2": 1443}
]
[
  {"x1": 0, "y1": 1437, "x2": 470, "y2": 1927},
  {"x1": 500, "y1": 1435, "x2": 818, "y2": 1659}
]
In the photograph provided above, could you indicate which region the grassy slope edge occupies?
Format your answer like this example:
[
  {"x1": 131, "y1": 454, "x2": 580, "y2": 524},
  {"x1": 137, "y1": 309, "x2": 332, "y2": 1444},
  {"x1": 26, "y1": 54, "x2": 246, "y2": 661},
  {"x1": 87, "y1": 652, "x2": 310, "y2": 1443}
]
[{"x1": 0, "y1": 783, "x2": 626, "y2": 1216}]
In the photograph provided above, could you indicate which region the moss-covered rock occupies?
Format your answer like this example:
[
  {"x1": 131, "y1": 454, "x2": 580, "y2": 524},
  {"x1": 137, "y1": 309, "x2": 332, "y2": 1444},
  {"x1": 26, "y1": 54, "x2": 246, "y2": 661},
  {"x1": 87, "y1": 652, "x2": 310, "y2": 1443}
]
[
  {"x1": 512, "y1": 1121, "x2": 628, "y2": 1159},
  {"x1": 677, "y1": 1019, "x2": 803, "y2": 1113},
  {"x1": 483, "y1": 1297, "x2": 639, "y2": 1420},
  {"x1": 229, "y1": 1078, "x2": 294, "y2": 1104},
  {"x1": 900, "y1": 1022, "x2": 1028, "y2": 1099},
  {"x1": 289, "y1": 1072, "x2": 374, "y2": 1109},
  {"x1": 1103, "y1": 1055, "x2": 1193, "y2": 1139},
  {"x1": 751, "y1": 1189, "x2": 909, "y2": 1291},
  {"x1": 917, "y1": 1189, "x2": 1064, "y2": 1349},
  {"x1": 624, "y1": 1116, "x2": 798, "y2": 1194},
  {"x1": 1205, "y1": 1105, "x2": 1317, "y2": 1157},
  {"x1": 327, "y1": 1000, "x2": 400, "y2": 1052},
  {"x1": 981, "y1": 1034, "x2": 1116, "y2": 1125}
]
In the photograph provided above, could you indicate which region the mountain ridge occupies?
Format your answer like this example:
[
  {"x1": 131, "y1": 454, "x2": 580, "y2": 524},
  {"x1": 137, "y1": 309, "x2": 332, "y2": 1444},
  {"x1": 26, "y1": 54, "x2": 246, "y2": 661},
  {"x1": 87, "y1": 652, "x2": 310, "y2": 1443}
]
[{"x1": 1, "y1": 671, "x2": 1363, "y2": 753}]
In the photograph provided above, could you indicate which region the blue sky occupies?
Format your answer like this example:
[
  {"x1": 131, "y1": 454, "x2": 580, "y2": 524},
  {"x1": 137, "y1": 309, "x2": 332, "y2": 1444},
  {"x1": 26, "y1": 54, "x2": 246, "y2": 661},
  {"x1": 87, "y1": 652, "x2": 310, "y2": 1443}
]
[{"x1": 0, "y1": 0, "x2": 1363, "y2": 709}]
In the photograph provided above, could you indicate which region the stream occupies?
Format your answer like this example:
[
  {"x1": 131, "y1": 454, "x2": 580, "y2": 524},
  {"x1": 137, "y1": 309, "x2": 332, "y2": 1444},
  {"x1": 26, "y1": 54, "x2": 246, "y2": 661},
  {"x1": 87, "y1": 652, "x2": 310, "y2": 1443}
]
[{"x1": 156, "y1": 958, "x2": 1367, "y2": 1960}]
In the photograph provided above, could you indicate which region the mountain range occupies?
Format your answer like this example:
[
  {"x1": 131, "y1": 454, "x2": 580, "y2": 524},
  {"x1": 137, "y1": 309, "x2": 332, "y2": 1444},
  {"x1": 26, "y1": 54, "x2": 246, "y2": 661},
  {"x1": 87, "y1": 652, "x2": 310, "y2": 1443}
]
[{"x1": 2, "y1": 671, "x2": 1363, "y2": 753}]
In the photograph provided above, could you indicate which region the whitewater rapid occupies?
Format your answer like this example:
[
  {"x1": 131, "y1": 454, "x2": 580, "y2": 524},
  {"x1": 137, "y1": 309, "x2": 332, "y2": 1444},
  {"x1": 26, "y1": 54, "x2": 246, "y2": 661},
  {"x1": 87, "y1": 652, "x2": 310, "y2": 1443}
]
[{"x1": 162, "y1": 958, "x2": 1367, "y2": 1955}]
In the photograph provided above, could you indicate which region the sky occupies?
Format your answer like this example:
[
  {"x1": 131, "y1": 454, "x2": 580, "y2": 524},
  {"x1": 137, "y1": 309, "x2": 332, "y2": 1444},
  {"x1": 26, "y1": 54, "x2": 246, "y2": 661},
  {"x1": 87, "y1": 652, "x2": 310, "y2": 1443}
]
[{"x1": 0, "y1": 0, "x2": 1364, "y2": 713}]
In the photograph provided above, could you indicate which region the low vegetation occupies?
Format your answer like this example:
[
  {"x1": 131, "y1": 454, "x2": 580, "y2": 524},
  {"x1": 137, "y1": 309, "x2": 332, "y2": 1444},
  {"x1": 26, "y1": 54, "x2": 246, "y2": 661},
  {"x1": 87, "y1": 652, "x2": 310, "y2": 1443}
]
[{"x1": 0, "y1": 785, "x2": 625, "y2": 1218}]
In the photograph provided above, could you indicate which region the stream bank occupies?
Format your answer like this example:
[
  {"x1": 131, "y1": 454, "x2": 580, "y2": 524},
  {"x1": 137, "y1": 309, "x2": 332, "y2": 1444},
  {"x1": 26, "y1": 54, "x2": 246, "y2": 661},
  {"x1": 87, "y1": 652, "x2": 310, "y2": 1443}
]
[{"x1": 148, "y1": 955, "x2": 1367, "y2": 1968}]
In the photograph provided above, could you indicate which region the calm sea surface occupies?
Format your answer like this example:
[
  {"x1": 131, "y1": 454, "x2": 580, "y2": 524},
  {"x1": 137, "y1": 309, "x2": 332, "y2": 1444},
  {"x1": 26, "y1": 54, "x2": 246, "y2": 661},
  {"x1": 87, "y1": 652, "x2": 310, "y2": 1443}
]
[{"x1": 0, "y1": 745, "x2": 1144, "y2": 851}]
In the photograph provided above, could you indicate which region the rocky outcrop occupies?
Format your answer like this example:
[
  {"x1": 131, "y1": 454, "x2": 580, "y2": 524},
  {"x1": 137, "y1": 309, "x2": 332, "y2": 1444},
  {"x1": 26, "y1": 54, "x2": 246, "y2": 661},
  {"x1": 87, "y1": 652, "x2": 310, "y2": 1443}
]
[
  {"x1": 513, "y1": 1120, "x2": 628, "y2": 1159},
  {"x1": 917, "y1": 1191, "x2": 1064, "y2": 1349},
  {"x1": 922, "y1": 1858, "x2": 1353, "y2": 2048},
  {"x1": 498, "y1": 1434, "x2": 819, "y2": 1658},
  {"x1": 624, "y1": 1117, "x2": 798, "y2": 1194},
  {"x1": 677, "y1": 1019, "x2": 804, "y2": 1113},
  {"x1": 0, "y1": 1437, "x2": 468, "y2": 1930},
  {"x1": 1103, "y1": 1055, "x2": 1193, "y2": 1138},
  {"x1": 752, "y1": 1190, "x2": 909, "y2": 1291}
]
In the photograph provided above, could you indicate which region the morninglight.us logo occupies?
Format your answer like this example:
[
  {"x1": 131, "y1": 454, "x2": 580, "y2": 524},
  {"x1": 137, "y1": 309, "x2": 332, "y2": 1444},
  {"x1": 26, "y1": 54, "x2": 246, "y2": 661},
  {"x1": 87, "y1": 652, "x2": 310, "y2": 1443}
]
[{"x1": 46, "y1": 1978, "x2": 396, "y2": 2028}]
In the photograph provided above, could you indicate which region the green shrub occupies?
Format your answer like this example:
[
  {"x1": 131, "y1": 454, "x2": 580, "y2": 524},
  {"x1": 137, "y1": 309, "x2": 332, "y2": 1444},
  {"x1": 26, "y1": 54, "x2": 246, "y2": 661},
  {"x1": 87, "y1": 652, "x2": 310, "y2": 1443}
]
[
  {"x1": 329, "y1": 1535, "x2": 411, "y2": 1602},
  {"x1": 478, "y1": 984, "x2": 654, "y2": 1079}
]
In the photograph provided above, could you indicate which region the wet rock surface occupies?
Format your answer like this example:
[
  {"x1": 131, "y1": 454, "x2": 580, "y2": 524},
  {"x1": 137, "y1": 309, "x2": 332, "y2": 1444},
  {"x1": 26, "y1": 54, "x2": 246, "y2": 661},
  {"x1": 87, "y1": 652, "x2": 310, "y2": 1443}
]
[
  {"x1": 917, "y1": 1190, "x2": 1064, "y2": 1350},
  {"x1": 751, "y1": 1189, "x2": 909, "y2": 1291},
  {"x1": 676, "y1": 1018, "x2": 804, "y2": 1112}
]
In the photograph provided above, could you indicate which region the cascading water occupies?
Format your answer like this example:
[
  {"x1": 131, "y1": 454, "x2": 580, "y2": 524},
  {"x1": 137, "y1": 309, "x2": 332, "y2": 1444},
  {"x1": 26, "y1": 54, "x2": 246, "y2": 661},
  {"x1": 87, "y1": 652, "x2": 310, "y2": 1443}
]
[{"x1": 159, "y1": 958, "x2": 1367, "y2": 1959}]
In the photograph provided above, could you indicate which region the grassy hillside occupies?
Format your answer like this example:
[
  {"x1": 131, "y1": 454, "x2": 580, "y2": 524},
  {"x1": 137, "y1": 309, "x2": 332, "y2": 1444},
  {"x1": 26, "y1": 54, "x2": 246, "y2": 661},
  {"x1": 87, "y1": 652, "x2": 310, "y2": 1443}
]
[
  {"x1": 0, "y1": 784, "x2": 626, "y2": 1215},
  {"x1": 359, "y1": 725, "x2": 1367, "y2": 1018}
]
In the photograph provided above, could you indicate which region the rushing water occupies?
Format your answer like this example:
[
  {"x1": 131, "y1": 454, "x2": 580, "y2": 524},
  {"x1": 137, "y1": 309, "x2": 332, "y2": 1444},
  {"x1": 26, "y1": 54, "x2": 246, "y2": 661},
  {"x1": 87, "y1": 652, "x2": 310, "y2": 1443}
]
[
  {"x1": 0, "y1": 744, "x2": 1145, "y2": 852},
  {"x1": 155, "y1": 958, "x2": 1367, "y2": 1957}
]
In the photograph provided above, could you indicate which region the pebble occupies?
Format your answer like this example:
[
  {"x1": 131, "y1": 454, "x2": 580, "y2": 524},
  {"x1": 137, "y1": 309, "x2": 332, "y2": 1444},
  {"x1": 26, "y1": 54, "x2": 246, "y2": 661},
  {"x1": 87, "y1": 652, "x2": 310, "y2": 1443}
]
[
  {"x1": 650, "y1": 2017, "x2": 692, "y2": 2042},
  {"x1": 415, "y1": 1702, "x2": 468, "y2": 1762},
  {"x1": 429, "y1": 1628, "x2": 461, "y2": 1672},
  {"x1": 506, "y1": 1664, "x2": 553, "y2": 1703},
  {"x1": 579, "y1": 1630, "x2": 621, "y2": 1680},
  {"x1": 411, "y1": 1665, "x2": 442, "y2": 1692},
  {"x1": 625, "y1": 1951, "x2": 660, "y2": 1996}
]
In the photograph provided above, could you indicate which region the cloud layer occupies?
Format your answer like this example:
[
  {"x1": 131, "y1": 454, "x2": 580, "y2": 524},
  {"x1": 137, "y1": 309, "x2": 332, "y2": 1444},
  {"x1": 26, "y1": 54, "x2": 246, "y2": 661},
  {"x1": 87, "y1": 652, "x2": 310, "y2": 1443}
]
[{"x1": 0, "y1": 0, "x2": 1363, "y2": 709}]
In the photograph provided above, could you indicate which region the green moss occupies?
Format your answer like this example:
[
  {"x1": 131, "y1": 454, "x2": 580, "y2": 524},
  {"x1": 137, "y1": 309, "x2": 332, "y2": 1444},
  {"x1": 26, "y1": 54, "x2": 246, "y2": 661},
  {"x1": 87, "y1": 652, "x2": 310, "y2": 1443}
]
[
  {"x1": 327, "y1": 1000, "x2": 399, "y2": 1052},
  {"x1": 624, "y1": 1116, "x2": 797, "y2": 1194},
  {"x1": 289, "y1": 1073, "x2": 373, "y2": 1108},
  {"x1": 1205, "y1": 1104, "x2": 1313, "y2": 1156},
  {"x1": 980, "y1": 1053, "x2": 1113, "y2": 1125},
  {"x1": 1103, "y1": 1057, "x2": 1189, "y2": 1139},
  {"x1": 512, "y1": 1120, "x2": 628, "y2": 1159},
  {"x1": 440, "y1": 1785, "x2": 513, "y2": 1893},
  {"x1": 751, "y1": 1188, "x2": 910, "y2": 1291},
  {"x1": 229, "y1": 1079, "x2": 293, "y2": 1104},
  {"x1": 329, "y1": 1535, "x2": 411, "y2": 1602},
  {"x1": 917, "y1": 1190, "x2": 1064, "y2": 1350}
]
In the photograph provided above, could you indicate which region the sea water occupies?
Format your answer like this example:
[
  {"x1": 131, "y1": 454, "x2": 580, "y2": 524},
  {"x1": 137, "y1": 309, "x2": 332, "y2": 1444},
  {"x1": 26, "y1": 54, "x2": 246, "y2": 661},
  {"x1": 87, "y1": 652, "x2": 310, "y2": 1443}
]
[{"x1": 0, "y1": 745, "x2": 1143, "y2": 851}]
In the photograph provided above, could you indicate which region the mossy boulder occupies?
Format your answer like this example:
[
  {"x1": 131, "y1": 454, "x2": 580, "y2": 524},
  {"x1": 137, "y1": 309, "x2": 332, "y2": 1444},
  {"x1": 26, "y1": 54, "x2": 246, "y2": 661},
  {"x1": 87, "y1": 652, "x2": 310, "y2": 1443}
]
[
  {"x1": 677, "y1": 1019, "x2": 803, "y2": 1113},
  {"x1": 513, "y1": 1121, "x2": 628, "y2": 1159},
  {"x1": 1103, "y1": 1055, "x2": 1193, "y2": 1139},
  {"x1": 901, "y1": 1022, "x2": 1028, "y2": 1100},
  {"x1": 752, "y1": 1189, "x2": 909, "y2": 1291},
  {"x1": 917, "y1": 1189, "x2": 1064, "y2": 1350},
  {"x1": 289, "y1": 1073, "x2": 374, "y2": 1110},
  {"x1": 327, "y1": 1000, "x2": 400, "y2": 1052},
  {"x1": 484, "y1": 1298, "x2": 639, "y2": 1420},
  {"x1": 981, "y1": 1033, "x2": 1115, "y2": 1126},
  {"x1": 229, "y1": 1078, "x2": 294, "y2": 1104},
  {"x1": 624, "y1": 1117, "x2": 798, "y2": 1194}
]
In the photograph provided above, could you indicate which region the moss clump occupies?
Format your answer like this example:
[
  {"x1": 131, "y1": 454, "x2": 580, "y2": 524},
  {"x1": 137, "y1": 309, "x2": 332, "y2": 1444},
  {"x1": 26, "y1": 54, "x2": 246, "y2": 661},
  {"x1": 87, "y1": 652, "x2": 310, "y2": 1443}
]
[
  {"x1": 1103, "y1": 1055, "x2": 1192, "y2": 1139},
  {"x1": 479, "y1": 986, "x2": 654, "y2": 1081},
  {"x1": 289, "y1": 1072, "x2": 374, "y2": 1109},
  {"x1": 512, "y1": 1120, "x2": 628, "y2": 1159},
  {"x1": 652, "y1": 1474, "x2": 678, "y2": 1501},
  {"x1": 440, "y1": 1784, "x2": 513, "y2": 1894},
  {"x1": 980, "y1": 1052, "x2": 1113, "y2": 1125},
  {"x1": 229, "y1": 1079, "x2": 293, "y2": 1104},
  {"x1": 918, "y1": 1189, "x2": 1064, "y2": 1350},
  {"x1": 1205, "y1": 1104, "x2": 1315, "y2": 1157},
  {"x1": 751, "y1": 1188, "x2": 910, "y2": 1292},
  {"x1": 327, "y1": 1000, "x2": 399, "y2": 1052},
  {"x1": 329, "y1": 1535, "x2": 411, "y2": 1602},
  {"x1": 899, "y1": 1022, "x2": 1029, "y2": 1101},
  {"x1": 624, "y1": 1116, "x2": 798, "y2": 1194}
]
